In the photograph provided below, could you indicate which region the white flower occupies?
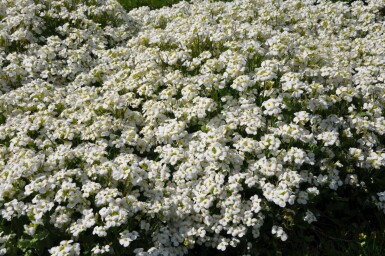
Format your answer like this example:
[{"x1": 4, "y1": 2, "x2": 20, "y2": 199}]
[
  {"x1": 93, "y1": 226, "x2": 108, "y2": 237},
  {"x1": 49, "y1": 240, "x2": 80, "y2": 256},
  {"x1": 262, "y1": 98, "x2": 283, "y2": 116},
  {"x1": 206, "y1": 142, "x2": 228, "y2": 161},
  {"x1": 303, "y1": 210, "x2": 317, "y2": 224},
  {"x1": 254, "y1": 67, "x2": 277, "y2": 81},
  {"x1": 272, "y1": 226, "x2": 288, "y2": 241},
  {"x1": 91, "y1": 244, "x2": 111, "y2": 254},
  {"x1": 217, "y1": 239, "x2": 229, "y2": 251},
  {"x1": 0, "y1": 232, "x2": 11, "y2": 256},
  {"x1": 316, "y1": 131, "x2": 340, "y2": 147},
  {"x1": 231, "y1": 75, "x2": 253, "y2": 92},
  {"x1": 119, "y1": 230, "x2": 139, "y2": 247}
]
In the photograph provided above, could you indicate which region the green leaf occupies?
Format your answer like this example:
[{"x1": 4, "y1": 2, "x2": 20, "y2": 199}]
[{"x1": 17, "y1": 238, "x2": 34, "y2": 252}]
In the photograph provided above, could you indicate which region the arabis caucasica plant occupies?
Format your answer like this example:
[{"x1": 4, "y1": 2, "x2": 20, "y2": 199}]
[{"x1": 0, "y1": 0, "x2": 385, "y2": 255}]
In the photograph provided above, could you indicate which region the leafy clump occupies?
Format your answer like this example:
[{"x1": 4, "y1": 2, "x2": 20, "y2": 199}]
[{"x1": 0, "y1": 0, "x2": 385, "y2": 255}]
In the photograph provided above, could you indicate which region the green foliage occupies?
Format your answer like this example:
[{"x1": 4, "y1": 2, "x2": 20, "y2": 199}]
[
  {"x1": 118, "y1": 0, "x2": 186, "y2": 10},
  {"x1": 0, "y1": 112, "x2": 6, "y2": 125},
  {"x1": 117, "y1": 0, "x2": 234, "y2": 11}
]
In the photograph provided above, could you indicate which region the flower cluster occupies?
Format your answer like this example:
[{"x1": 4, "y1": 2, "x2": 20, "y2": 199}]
[{"x1": 0, "y1": 0, "x2": 385, "y2": 255}]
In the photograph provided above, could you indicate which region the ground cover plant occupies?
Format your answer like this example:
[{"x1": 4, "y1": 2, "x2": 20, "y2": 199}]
[
  {"x1": 116, "y1": 0, "x2": 234, "y2": 10},
  {"x1": 0, "y1": 0, "x2": 385, "y2": 255},
  {"x1": 118, "y1": 0, "x2": 185, "y2": 10}
]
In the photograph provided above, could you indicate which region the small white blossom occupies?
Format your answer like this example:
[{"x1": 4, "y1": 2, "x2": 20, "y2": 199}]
[
  {"x1": 49, "y1": 240, "x2": 80, "y2": 256},
  {"x1": 303, "y1": 210, "x2": 317, "y2": 224},
  {"x1": 272, "y1": 226, "x2": 287, "y2": 241}
]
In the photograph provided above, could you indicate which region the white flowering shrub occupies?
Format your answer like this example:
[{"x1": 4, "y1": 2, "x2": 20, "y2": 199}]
[{"x1": 1, "y1": 0, "x2": 385, "y2": 255}]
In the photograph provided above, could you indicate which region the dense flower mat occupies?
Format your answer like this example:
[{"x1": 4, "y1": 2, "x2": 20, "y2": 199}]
[{"x1": 0, "y1": 0, "x2": 385, "y2": 255}]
